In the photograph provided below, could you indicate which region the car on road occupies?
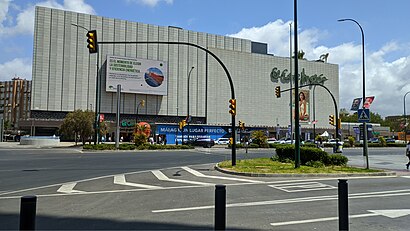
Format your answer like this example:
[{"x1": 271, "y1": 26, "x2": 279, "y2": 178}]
[
  {"x1": 216, "y1": 138, "x2": 230, "y2": 145},
  {"x1": 185, "y1": 138, "x2": 215, "y2": 148}
]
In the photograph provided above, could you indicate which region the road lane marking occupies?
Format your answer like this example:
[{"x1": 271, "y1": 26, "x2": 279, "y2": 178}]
[
  {"x1": 151, "y1": 170, "x2": 213, "y2": 186},
  {"x1": 57, "y1": 183, "x2": 84, "y2": 194},
  {"x1": 269, "y1": 182, "x2": 337, "y2": 192},
  {"x1": 113, "y1": 174, "x2": 163, "y2": 189},
  {"x1": 270, "y1": 209, "x2": 410, "y2": 226},
  {"x1": 181, "y1": 166, "x2": 263, "y2": 183},
  {"x1": 270, "y1": 213, "x2": 378, "y2": 226},
  {"x1": 152, "y1": 189, "x2": 410, "y2": 213}
]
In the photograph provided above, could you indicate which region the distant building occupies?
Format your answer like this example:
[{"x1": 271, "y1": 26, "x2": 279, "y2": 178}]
[
  {"x1": 29, "y1": 6, "x2": 340, "y2": 142},
  {"x1": 0, "y1": 77, "x2": 31, "y2": 129}
]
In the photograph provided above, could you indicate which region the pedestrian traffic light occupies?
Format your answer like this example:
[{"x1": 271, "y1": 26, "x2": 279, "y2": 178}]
[
  {"x1": 337, "y1": 118, "x2": 341, "y2": 129},
  {"x1": 275, "y1": 86, "x2": 281, "y2": 98},
  {"x1": 229, "y1": 99, "x2": 236, "y2": 115},
  {"x1": 329, "y1": 114, "x2": 335, "y2": 126},
  {"x1": 229, "y1": 137, "x2": 233, "y2": 145},
  {"x1": 86, "y1": 30, "x2": 98, "y2": 53},
  {"x1": 181, "y1": 119, "x2": 186, "y2": 127}
]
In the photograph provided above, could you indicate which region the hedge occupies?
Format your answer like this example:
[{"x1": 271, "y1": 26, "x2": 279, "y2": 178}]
[
  {"x1": 274, "y1": 144, "x2": 348, "y2": 166},
  {"x1": 83, "y1": 143, "x2": 193, "y2": 150}
]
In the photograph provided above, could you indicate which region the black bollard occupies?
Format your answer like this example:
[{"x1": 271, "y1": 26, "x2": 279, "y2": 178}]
[
  {"x1": 214, "y1": 185, "x2": 226, "y2": 230},
  {"x1": 20, "y1": 195, "x2": 37, "y2": 231},
  {"x1": 338, "y1": 179, "x2": 348, "y2": 231}
]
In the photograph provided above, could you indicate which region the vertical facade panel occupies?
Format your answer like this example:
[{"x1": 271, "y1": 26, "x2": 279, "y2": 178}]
[
  {"x1": 167, "y1": 27, "x2": 179, "y2": 116},
  {"x1": 100, "y1": 18, "x2": 115, "y2": 113},
  {"x1": 61, "y1": 11, "x2": 77, "y2": 111},
  {"x1": 146, "y1": 24, "x2": 159, "y2": 115},
  {"x1": 74, "y1": 13, "x2": 90, "y2": 110},
  {"x1": 157, "y1": 26, "x2": 169, "y2": 115}
]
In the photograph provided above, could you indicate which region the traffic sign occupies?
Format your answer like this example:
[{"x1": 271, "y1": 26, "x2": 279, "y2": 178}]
[{"x1": 358, "y1": 108, "x2": 370, "y2": 122}]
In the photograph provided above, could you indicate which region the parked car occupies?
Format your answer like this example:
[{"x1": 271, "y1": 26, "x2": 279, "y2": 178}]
[
  {"x1": 216, "y1": 138, "x2": 230, "y2": 145},
  {"x1": 327, "y1": 139, "x2": 344, "y2": 145},
  {"x1": 185, "y1": 138, "x2": 215, "y2": 148},
  {"x1": 267, "y1": 137, "x2": 277, "y2": 144},
  {"x1": 385, "y1": 138, "x2": 396, "y2": 143},
  {"x1": 369, "y1": 138, "x2": 380, "y2": 143}
]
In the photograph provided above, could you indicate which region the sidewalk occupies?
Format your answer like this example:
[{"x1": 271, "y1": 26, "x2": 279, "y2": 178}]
[{"x1": 0, "y1": 141, "x2": 78, "y2": 149}]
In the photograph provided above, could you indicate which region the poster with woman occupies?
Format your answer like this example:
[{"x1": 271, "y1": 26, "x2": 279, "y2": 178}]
[{"x1": 293, "y1": 90, "x2": 310, "y2": 122}]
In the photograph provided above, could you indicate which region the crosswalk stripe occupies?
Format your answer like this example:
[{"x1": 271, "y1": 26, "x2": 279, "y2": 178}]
[
  {"x1": 181, "y1": 166, "x2": 263, "y2": 183},
  {"x1": 114, "y1": 175, "x2": 163, "y2": 189},
  {"x1": 151, "y1": 170, "x2": 213, "y2": 186}
]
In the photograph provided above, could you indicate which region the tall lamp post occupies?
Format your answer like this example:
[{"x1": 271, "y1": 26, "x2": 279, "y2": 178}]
[
  {"x1": 136, "y1": 99, "x2": 145, "y2": 123},
  {"x1": 187, "y1": 66, "x2": 195, "y2": 142},
  {"x1": 289, "y1": 22, "x2": 293, "y2": 144},
  {"x1": 403, "y1": 91, "x2": 410, "y2": 143},
  {"x1": 338, "y1": 18, "x2": 369, "y2": 169}
]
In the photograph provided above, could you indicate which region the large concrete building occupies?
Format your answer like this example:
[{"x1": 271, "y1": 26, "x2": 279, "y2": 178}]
[{"x1": 29, "y1": 6, "x2": 340, "y2": 142}]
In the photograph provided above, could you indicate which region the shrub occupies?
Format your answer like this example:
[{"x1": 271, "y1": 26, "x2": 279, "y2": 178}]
[
  {"x1": 134, "y1": 133, "x2": 147, "y2": 146},
  {"x1": 119, "y1": 144, "x2": 136, "y2": 150},
  {"x1": 327, "y1": 154, "x2": 348, "y2": 166},
  {"x1": 379, "y1": 137, "x2": 387, "y2": 147},
  {"x1": 348, "y1": 136, "x2": 355, "y2": 147},
  {"x1": 306, "y1": 161, "x2": 325, "y2": 168},
  {"x1": 302, "y1": 143, "x2": 317, "y2": 148},
  {"x1": 249, "y1": 143, "x2": 260, "y2": 148},
  {"x1": 275, "y1": 145, "x2": 348, "y2": 166}
]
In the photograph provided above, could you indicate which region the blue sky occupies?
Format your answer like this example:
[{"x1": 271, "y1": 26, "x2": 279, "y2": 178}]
[{"x1": 1, "y1": 0, "x2": 410, "y2": 118}]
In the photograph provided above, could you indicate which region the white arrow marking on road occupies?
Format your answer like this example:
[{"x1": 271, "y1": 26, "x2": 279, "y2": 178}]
[
  {"x1": 270, "y1": 209, "x2": 410, "y2": 226},
  {"x1": 113, "y1": 175, "x2": 163, "y2": 189},
  {"x1": 181, "y1": 166, "x2": 263, "y2": 183},
  {"x1": 57, "y1": 183, "x2": 84, "y2": 194},
  {"x1": 151, "y1": 170, "x2": 213, "y2": 186}
]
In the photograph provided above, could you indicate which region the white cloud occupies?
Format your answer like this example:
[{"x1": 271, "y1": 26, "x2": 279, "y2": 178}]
[
  {"x1": 0, "y1": 0, "x2": 96, "y2": 37},
  {"x1": 229, "y1": 20, "x2": 410, "y2": 117},
  {"x1": 127, "y1": 0, "x2": 173, "y2": 7},
  {"x1": 0, "y1": 58, "x2": 32, "y2": 81}
]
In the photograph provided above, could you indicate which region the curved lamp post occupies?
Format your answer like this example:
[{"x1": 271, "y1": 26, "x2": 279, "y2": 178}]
[
  {"x1": 338, "y1": 18, "x2": 369, "y2": 169},
  {"x1": 187, "y1": 66, "x2": 195, "y2": 143},
  {"x1": 136, "y1": 99, "x2": 145, "y2": 122},
  {"x1": 404, "y1": 91, "x2": 410, "y2": 143}
]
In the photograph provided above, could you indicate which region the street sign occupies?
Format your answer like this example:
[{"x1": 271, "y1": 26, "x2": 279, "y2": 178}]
[{"x1": 358, "y1": 109, "x2": 370, "y2": 122}]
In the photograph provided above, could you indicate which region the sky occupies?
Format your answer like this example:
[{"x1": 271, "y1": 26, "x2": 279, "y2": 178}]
[{"x1": 1, "y1": 0, "x2": 410, "y2": 118}]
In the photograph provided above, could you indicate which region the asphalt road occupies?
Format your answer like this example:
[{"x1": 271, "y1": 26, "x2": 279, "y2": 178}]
[{"x1": 1, "y1": 146, "x2": 410, "y2": 230}]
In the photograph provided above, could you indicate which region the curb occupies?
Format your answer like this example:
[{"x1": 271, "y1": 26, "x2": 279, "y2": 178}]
[{"x1": 214, "y1": 164, "x2": 397, "y2": 178}]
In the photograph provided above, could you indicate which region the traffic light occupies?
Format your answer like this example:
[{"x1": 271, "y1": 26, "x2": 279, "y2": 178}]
[
  {"x1": 239, "y1": 121, "x2": 245, "y2": 130},
  {"x1": 229, "y1": 99, "x2": 236, "y2": 115},
  {"x1": 86, "y1": 30, "x2": 98, "y2": 53},
  {"x1": 337, "y1": 118, "x2": 341, "y2": 129},
  {"x1": 229, "y1": 137, "x2": 233, "y2": 145},
  {"x1": 275, "y1": 86, "x2": 281, "y2": 98},
  {"x1": 179, "y1": 120, "x2": 187, "y2": 130},
  {"x1": 140, "y1": 99, "x2": 145, "y2": 107},
  {"x1": 329, "y1": 114, "x2": 335, "y2": 126}
]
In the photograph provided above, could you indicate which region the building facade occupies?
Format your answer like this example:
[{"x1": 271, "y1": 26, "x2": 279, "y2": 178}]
[
  {"x1": 0, "y1": 77, "x2": 31, "y2": 129},
  {"x1": 30, "y1": 6, "x2": 340, "y2": 141}
]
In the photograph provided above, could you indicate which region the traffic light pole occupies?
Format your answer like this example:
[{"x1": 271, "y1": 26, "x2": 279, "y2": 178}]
[
  {"x1": 94, "y1": 48, "x2": 100, "y2": 145},
  {"x1": 98, "y1": 40, "x2": 236, "y2": 166}
]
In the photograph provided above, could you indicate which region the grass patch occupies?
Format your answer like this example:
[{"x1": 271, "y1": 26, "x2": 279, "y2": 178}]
[{"x1": 218, "y1": 158, "x2": 382, "y2": 174}]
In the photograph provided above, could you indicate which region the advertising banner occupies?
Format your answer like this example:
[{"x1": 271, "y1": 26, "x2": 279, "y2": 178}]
[
  {"x1": 293, "y1": 90, "x2": 310, "y2": 123},
  {"x1": 350, "y1": 97, "x2": 362, "y2": 111},
  {"x1": 106, "y1": 55, "x2": 168, "y2": 95}
]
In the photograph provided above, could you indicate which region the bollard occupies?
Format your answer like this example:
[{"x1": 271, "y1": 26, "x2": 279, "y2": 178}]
[
  {"x1": 20, "y1": 195, "x2": 37, "y2": 231},
  {"x1": 338, "y1": 179, "x2": 348, "y2": 231},
  {"x1": 214, "y1": 185, "x2": 226, "y2": 230}
]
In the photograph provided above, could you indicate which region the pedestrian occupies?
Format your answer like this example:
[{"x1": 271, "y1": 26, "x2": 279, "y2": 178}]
[{"x1": 406, "y1": 141, "x2": 410, "y2": 170}]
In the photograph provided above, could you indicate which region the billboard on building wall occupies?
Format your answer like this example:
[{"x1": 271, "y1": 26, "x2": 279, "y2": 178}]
[{"x1": 106, "y1": 55, "x2": 168, "y2": 95}]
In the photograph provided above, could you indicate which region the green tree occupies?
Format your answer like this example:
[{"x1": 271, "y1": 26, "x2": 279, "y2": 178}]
[
  {"x1": 133, "y1": 123, "x2": 149, "y2": 146},
  {"x1": 251, "y1": 130, "x2": 267, "y2": 146},
  {"x1": 99, "y1": 120, "x2": 109, "y2": 141},
  {"x1": 60, "y1": 110, "x2": 94, "y2": 145}
]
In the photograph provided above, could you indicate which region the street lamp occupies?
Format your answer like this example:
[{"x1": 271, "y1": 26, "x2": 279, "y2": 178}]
[
  {"x1": 403, "y1": 91, "x2": 410, "y2": 143},
  {"x1": 338, "y1": 18, "x2": 369, "y2": 169},
  {"x1": 187, "y1": 66, "x2": 195, "y2": 143},
  {"x1": 289, "y1": 22, "x2": 293, "y2": 144},
  {"x1": 136, "y1": 99, "x2": 145, "y2": 123}
]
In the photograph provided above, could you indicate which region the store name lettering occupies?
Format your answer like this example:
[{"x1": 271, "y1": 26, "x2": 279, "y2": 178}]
[{"x1": 270, "y1": 67, "x2": 328, "y2": 85}]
